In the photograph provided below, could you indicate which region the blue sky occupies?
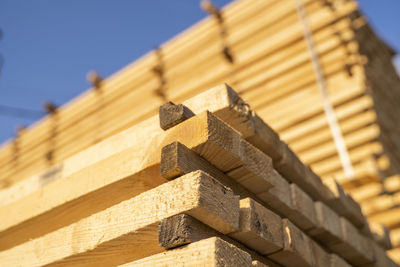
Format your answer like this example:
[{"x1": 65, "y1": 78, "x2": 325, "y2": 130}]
[{"x1": 0, "y1": 0, "x2": 399, "y2": 145}]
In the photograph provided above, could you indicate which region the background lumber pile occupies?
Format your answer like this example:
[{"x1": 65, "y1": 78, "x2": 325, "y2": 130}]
[
  {"x1": 0, "y1": 0, "x2": 398, "y2": 192},
  {"x1": 0, "y1": 85, "x2": 397, "y2": 266}
]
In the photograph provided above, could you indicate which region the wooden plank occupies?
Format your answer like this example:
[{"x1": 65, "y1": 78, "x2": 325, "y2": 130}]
[
  {"x1": 158, "y1": 102, "x2": 194, "y2": 130},
  {"x1": 158, "y1": 214, "x2": 222, "y2": 249},
  {"x1": 0, "y1": 171, "x2": 239, "y2": 266},
  {"x1": 369, "y1": 222, "x2": 393, "y2": 250},
  {"x1": 273, "y1": 143, "x2": 330, "y2": 203},
  {"x1": 310, "y1": 239, "x2": 330, "y2": 267},
  {"x1": 385, "y1": 175, "x2": 400, "y2": 193},
  {"x1": 349, "y1": 182, "x2": 383, "y2": 202},
  {"x1": 391, "y1": 228, "x2": 400, "y2": 248},
  {"x1": 330, "y1": 217, "x2": 375, "y2": 265},
  {"x1": 289, "y1": 183, "x2": 317, "y2": 231},
  {"x1": 120, "y1": 237, "x2": 252, "y2": 267},
  {"x1": 388, "y1": 248, "x2": 400, "y2": 266},
  {"x1": 289, "y1": 109, "x2": 376, "y2": 152},
  {"x1": 230, "y1": 198, "x2": 283, "y2": 255},
  {"x1": 268, "y1": 218, "x2": 314, "y2": 267},
  {"x1": 0, "y1": 0, "x2": 361, "y2": 188},
  {"x1": 308, "y1": 201, "x2": 342, "y2": 246},
  {"x1": 157, "y1": 213, "x2": 280, "y2": 267},
  {"x1": 330, "y1": 254, "x2": 351, "y2": 267},
  {"x1": 160, "y1": 141, "x2": 261, "y2": 202},
  {"x1": 370, "y1": 207, "x2": 400, "y2": 228},
  {"x1": 0, "y1": 110, "x2": 270, "y2": 250},
  {"x1": 1, "y1": 84, "x2": 251, "y2": 207},
  {"x1": 323, "y1": 177, "x2": 365, "y2": 227}
]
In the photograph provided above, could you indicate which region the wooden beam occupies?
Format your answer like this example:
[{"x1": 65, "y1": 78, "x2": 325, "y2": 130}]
[
  {"x1": 229, "y1": 198, "x2": 283, "y2": 255},
  {"x1": 121, "y1": 237, "x2": 253, "y2": 267},
  {"x1": 0, "y1": 171, "x2": 239, "y2": 266},
  {"x1": 330, "y1": 253, "x2": 351, "y2": 267},
  {"x1": 323, "y1": 177, "x2": 365, "y2": 227},
  {"x1": 158, "y1": 102, "x2": 194, "y2": 130},
  {"x1": 308, "y1": 201, "x2": 342, "y2": 246},
  {"x1": 330, "y1": 217, "x2": 375, "y2": 265},
  {"x1": 1, "y1": 110, "x2": 268, "y2": 250},
  {"x1": 157, "y1": 212, "x2": 281, "y2": 267},
  {"x1": 369, "y1": 222, "x2": 392, "y2": 250},
  {"x1": 289, "y1": 183, "x2": 317, "y2": 231},
  {"x1": 310, "y1": 239, "x2": 330, "y2": 267},
  {"x1": 268, "y1": 218, "x2": 314, "y2": 267},
  {"x1": 160, "y1": 141, "x2": 261, "y2": 202}
]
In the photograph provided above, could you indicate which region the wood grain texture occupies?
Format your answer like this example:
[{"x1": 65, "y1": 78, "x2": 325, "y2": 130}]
[
  {"x1": 120, "y1": 237, "x2": 253, "y2": 267},
  {"x1": 159, "y1": 101, "x2": 194, "y2": 130},
  {"x1": 268, "y1": 218, "x2": 314, "y2": 267},
  {"x1": 289, "y1": 183, "x2": 317, "y2": 231},
  {"x1": 330, "y1": 217, "x2": 375, "y2": 265},
  {"x1": 160, "y1": 141, "x2": 262, "y2": 202},
  {"x1": 323, "y1": 177, "x2": 365, "y2": 227},
  {"x1": 0, "y1": 171, "x2": 239, "y2": 266},
  {"x1": 308, "y1": 201, "x2": 342, "y2": 246},
  {"x1": 230, "y1": 198, "x2": 283, "y2": 255},
  {"x1": 0, "y1": 111, "x2": 266, "y2": 250}
]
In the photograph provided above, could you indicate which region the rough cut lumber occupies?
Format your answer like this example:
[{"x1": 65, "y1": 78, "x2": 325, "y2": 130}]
[
  {"x1": 330, "y1": 217, "x2": 375, "y2": 265},
  {"x1": 369, "y1": 221, "x2": 393, "y2": 250},
  {"x1": 268, "y1": 218, "x2": 314, "y2": 267},
  {"x1": 289, "y1": 183, "x2": 317, "y2": 231},
  {"x1": 0, "y1": 84, "x2": 253, "y2": 207},
  {"x1": 160, "y1": 141, "x2": 261, "y2": 202},
  {"x1": 323, "y1": 177, "x2": 365, "y2": 227},
  {"x1": 391, "y1": 228, "x2": 400, "y2": 248},
  {"x1": 157, "y1": 213, "x2": 279, "y2": 267},
  {"x1": 0, "y1": 110, "x2": 272, "y2": 250},
  {"x1": 385, "y1": 175, "x2": 400, "y2": 193},
  {"x1": 308, "y1": 201, "x2": 342, "y2": 246},
  {"x1": 370, "y1": 207, "x2": 400, "y2": 228},
  {"x1": 120, "y1": 237, "x2": 253, "y2": 267},
  {"x1": 310, "y1": 240, "x2": 330, "y2": 267},
  {"x1": 229, "y1": 198, "x2": 283, "y2": 255},
  {"x1": 389, "y1": 248, "x2": 400, "y2": 267},
  {"x1": 330, "y1": 253, "x2": 351, "y2": 267},
  {"x1": 158, "y1": 102, "x2": 194, "y2": 130},
  {"x1": 0, "y1": 171, "x2": 239, "y2": 266},
  {"x1": 158, "y1": 214, "x2": 222, "y2": 249},
  {"x1": 349, "y1": 182, "x2": 383, "y2": 202}
]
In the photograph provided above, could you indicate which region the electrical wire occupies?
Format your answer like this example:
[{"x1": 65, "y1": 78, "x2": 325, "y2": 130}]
[{"x1": 0, "y1": 104, "x2": 44, "y2": 119}]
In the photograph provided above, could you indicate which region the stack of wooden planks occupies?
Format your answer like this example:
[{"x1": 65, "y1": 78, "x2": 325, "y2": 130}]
[
  {"x1": 349, "y1": 174, "x2": 400, "y2": 263},
  {"x1": 0, "y1": 85, "x2": 397, "y2": 266},
  {"x1": 0, "y1": 0, "x2": 399, "y2": 195}
]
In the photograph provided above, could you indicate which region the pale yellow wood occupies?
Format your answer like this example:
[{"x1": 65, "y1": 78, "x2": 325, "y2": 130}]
[
  {"x1": 390, "y1": 228, "x2": 400, "y2": 248},
  {"x1": 0, "y1": 171, "x2": 239, "y2": 266},
  {"x1": 388, "y1": 248, "x2": 400, "y2": 265},
  {"x1": 385, "y1": 175, "x2": 400, "y2": 193},
  {"x1": 120, "y1": 237, "x2": 252, "y2": 267},
  {"x1": 0, "y1": 110, "x2": 276, "y2": 251}
]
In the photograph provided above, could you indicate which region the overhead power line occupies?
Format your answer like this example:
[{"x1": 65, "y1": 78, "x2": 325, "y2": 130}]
[{"x1": 0, "y1": 104, "x2": 45, "y2": 119}]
